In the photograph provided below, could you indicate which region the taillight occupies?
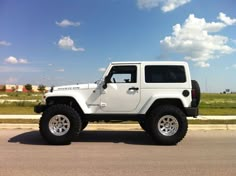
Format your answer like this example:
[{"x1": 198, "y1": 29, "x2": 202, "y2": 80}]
[
  {"x1": 191, "y1": 89, "x2": 197, "y2": 107},
  {"x1": 191, "y1": 89, "x2": 196, "y2": 99}
]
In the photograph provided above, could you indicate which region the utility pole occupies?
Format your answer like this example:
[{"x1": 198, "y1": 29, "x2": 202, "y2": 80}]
[{"x1": 205, "y1": 78, "x2": 208, "y2": 93}]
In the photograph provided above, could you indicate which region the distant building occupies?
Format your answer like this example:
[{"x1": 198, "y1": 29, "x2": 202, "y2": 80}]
[
  {"x1": 5, "y1": 85, "x2": 17, "y2": 92},
  {"x1": 0, "y1": 84, "x2": 50, "y2": 93},
  {"x1": 16, "y1": 85, "x2": 24, "y2": 92},
  {"x1": 32, "y1": 85, "x2": 40, "y2": 92}
]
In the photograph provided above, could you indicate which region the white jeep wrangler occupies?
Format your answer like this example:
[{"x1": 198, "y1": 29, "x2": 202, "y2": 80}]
[{"x1": 35, "y1": 61, "x2": 200, "y2": 145}]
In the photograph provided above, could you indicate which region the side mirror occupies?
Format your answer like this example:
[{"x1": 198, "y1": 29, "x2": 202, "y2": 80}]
[{"x1": 102, "y1": 76, "x2": 109, "y2": 89}]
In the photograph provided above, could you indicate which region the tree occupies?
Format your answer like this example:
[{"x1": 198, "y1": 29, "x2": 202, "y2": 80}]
[
  {"x1": 0, "y1": 85, "x2": 6, "y2": 92},
  {"x1": 11, "y1": 86, "x2": 16, "y2": 92},
  {"x1": 38, "y1": 84, "x2": 46, "y2": 93},
  {"x1": 24, "y1": 84, "x2": 32, "y2": 92}
]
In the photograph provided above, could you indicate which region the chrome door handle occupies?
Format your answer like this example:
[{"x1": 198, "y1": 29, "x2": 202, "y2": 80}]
[{"x1": 128, "y1": 87, "x2": 139, "y2": 91}]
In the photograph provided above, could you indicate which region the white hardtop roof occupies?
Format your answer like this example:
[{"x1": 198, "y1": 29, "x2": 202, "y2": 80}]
[{"x1": 111, "y1": 61, "x2": 188, "y2": 65}]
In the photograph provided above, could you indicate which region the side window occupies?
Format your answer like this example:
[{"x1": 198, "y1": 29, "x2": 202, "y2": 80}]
[
  {"x1": 145, "y1": 66, "x2": 186, "y2": 83},
  {"x1": 108, "y1": 66, "x2": 137, "y2": 83}
]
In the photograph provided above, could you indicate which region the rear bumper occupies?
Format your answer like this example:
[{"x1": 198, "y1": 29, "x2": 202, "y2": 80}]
[
  {"x1": 185, "y1": 107, "x2": 199, "y2": 117},
  {"x1": 34, "y1": 104, "x2": 47, "y2": 113}
]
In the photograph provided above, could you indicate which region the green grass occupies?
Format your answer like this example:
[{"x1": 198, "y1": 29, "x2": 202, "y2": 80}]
[
  {"x1": 0, "y1": 92, "x2": 40, "y2": 114},
  {"x1": 200, "y1": 108, "x2": 236, "y2": 115},
  {"x1": 188, "y1": 119, "x2": 236, "y2": 124},
  {"x1": 0, "y1": 92, "x2": 43, "y2": 100},
  {"x1": 199, "y1": 93, "x2": 236, "y2": 115},
  {"x1": 0, "y1": 92, "x2": 236, "y2": 115},
  {"x1": 200, "y1": 93, "x2": 236, "y2": 108},
  {"x1": 0, "y1": 119, "x2": 39, "y2": 123},
  {"x1": 0, "y1": 107, "x2": 37, "y2": 115}
]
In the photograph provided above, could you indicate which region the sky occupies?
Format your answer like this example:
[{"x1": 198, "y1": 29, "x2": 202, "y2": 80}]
[{"x1": 0, "y1": 0, "x2": 236, "y2": 93}]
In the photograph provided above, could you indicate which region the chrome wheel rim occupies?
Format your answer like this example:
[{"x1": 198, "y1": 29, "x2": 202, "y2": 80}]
[
  {"x1": 158, "y1": 115, "x2": 179, "y2": 136},
  {"x1": 49, "y1": 115, "x2": 71, "y2": 136}
]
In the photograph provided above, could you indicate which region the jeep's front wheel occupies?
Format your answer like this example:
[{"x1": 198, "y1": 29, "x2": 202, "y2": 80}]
[
  {"x1": 148, "y1": 105, "x2": 188, "y2": 145},
  {"x1": 81, "y1": 120, "x2": 88, "y2": 131},
  {"x1": 40, "y1": 104, "x2": 81, "y2": 145},
  {"x1": 139, "y1": 120, "x2": 147, "y2": 131},
  {"x1": 138, "y1": 120, "x2": 152, "y2": 134}
]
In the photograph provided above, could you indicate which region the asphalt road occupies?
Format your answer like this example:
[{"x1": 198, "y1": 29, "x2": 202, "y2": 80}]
[{"x1": 0, "y1": 130, "x2": 236, "y2": 176}]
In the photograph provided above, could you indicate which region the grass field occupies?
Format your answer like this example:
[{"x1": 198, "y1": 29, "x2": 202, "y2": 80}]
[
  {"x1": 0, "y1": 92, "x2": 42, "y2": 100},
  {"x1": 0, "y1": 92, "x2": 236, "y2": 115},
  {"x1": 0, "y1": 92, "x2": 41, "y2": 114},
  {"x1": 199, "y1": 93, "x2": 236, "y2": 115}
]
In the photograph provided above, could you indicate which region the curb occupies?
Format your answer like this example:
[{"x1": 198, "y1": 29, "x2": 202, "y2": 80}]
[
  {"x1": 1, "y1": 123, "x2": 236, "y2": 130},
  {"x1": 188, "y1": 124, "x2": 236, "y2": 130},
  {"x1": 0, "y1": 115, "x2": 236, "y2": 130}
]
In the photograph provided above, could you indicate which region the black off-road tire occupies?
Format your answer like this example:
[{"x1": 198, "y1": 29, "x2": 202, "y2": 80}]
[
  {"x1": 139, "y1": 120, "x2": 151, "y2": 134},
  {"x1": 148, "y1": 105, "x2": 188, "y2": 145},
  {"x1": 39, "y1": 104, "x2": 81, "y2": 145},
  {"x1": 139, "y1": 120, "x2": 147, "y2": 131}
]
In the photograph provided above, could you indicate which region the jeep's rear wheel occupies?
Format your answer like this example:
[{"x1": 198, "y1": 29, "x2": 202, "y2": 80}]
[
  {"x1": 157, "y1": 115, "x2": 179, "y2": 136},
  {"x1": 148, "y1": 105, "x2": 188, "y2": 145},
  {"x1": 40, "y1": 104, "x2": 81, "y2": 145}
]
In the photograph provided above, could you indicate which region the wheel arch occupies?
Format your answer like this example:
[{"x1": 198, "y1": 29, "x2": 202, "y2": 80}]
[
  {"x1": 146, "y1": 98, "x2": 186, "y2": 116},
  {"x1": 46, "y1": 96, "x2": 85, "y2": 117}
]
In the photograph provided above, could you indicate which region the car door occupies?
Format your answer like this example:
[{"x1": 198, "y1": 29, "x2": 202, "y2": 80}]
[{"x1": 100, "y1": 64, "x2": 140, "y2": 112}]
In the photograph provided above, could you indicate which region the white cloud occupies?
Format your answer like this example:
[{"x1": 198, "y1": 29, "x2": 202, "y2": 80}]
[
  {"x1": 19, "y1": 59, "x2": 28, "y2": 64},
  {"x1": 58, "y1": 36, "x2": 85, "y2": 52},
  {"x1": 217, "y1": 12, "x2": 236, "y2": 25},
  {"x1": 5, "y1": 56, "x2": 28, "y2": 64},
  {"x1": 56, "y1": 68, "x2": 65, "y2": 72},
  {"x1": 162, "y1": 0, "x2": 191, "y2": 12},
  {"x1": 56, "y1": 19, "x2": 80, "y2": 27},
  {"x1": 232, "y1": 64, "x2": 236, "y2": 68},
  {"x1": 137, "y1": 0, "x2": 191, "y2": 12},
  {"x1": 160, "y1": 13, "x2": 236, "y2": 67},
  {"x1": 196, "y1": 62, "x2": 210, "y2": 68},
  {"x1": 5, "y1": 56, "x2": 18, "y2": 64},
  {"x1": 225, "y1": 64, "x2": 236, "y2": 70},
  {"x1": 0, "y1": 40, "x2": 11, "y2": 46},
  {"x1": 98, "y1": 68, "x2": 106, "y2": 72},
  {"x1": 137, "y1": 0, "x2": 160, "y2": 9}
]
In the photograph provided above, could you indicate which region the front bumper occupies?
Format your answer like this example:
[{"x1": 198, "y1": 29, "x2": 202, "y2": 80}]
[
  {"x1": 185, "y1": 107, "x2": 199, "y2": 117},
  {"x1": 34, "y1": 104, "x2": 47, "y2": 113}
]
